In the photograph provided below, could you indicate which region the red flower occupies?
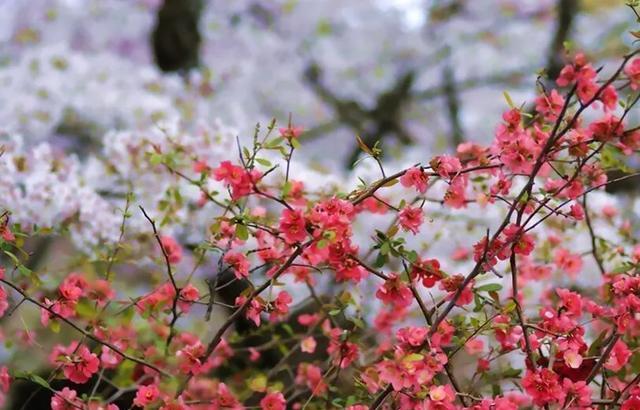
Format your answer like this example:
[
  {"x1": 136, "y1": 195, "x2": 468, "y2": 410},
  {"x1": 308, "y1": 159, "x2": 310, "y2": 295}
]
[
  {"x1": 279, "y1": 208, "x2": 307, "y2": 244},
  {"x1": 160, "y1": 235, "x2": 182, "y2": 264},
  {"x1": 398, "y1": 205, "x2": 423, "y2": 235},
  {"x1": 279, "y1": 125, "x2": 304, "y2": 139},
  {"x1": 178, "y1": 284, "x2": 200, "y2": 313},
  {"x1": 134, "y1": 384, "x2": 160, "y2": 407},
  {"x1": 522, "y1": 369, "x2": 564, "y2": 406},
  {"x1": 430, "y1": 155, "x2": 461, "y2": 178},
  {"x1": 260, "y1": 391, "x2": 286, "y2": 410},
  {"x1": 49, "y1": 342, "x2": 100, "y2": 384},
  {"x1": 605, "y1": 340, "x2": 631, "y2": 372},
  {"x1": 376, "y1": 274, "x2": 412, "y2": 308},
  {"x1": 51, "y1": 387, "x2": 82, "y2": 410},
  {"x1": 269, "y1": 291, "x2": 292, "y2": 322},
  {"x1": 223, "y1": 251, "x2": 250, "y2": 279},
  {"x1": 624, "y1": 57, "x2": 640, "y2": 90},
  {"x1": 400, "y1": 167, "x2": 429, "y2": 193},
  {"x1": 535, "y1": 89, "x2": 564, "y2": 121}
]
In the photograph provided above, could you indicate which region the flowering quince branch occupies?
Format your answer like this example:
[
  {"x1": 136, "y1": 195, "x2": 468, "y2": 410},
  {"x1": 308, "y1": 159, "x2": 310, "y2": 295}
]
[
  {"x1": 0, "y1": 279, "x2": 170, "y2": 379},
  {"x1": 369, "y1": 50, "x2": 640, "y2": 409},
  {"x1": 138, "y1": 206, "x2": 182, "y2": 354},
  {"x1": 6, "y1": 35, "x2": 640, "y2": 410}
]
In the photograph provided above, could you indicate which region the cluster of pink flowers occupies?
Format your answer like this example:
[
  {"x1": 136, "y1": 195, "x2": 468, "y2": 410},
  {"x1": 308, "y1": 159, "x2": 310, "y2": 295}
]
[{"x1": 4, "y1": 49, "x2": 640, "y2": 410}]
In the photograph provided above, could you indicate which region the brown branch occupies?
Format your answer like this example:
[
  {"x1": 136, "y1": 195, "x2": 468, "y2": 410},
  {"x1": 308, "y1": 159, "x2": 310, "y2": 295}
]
[{"x1": 1, "y1": 279, "x2": 170, "y2": 378}]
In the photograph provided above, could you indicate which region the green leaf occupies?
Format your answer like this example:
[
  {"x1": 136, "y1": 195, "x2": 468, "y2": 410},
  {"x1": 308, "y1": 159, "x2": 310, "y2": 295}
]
[
  {"x1": 503, "y1": 91, "x2": 515, "y2": 108},
  {"x1": 587, "y1": 329, "x2": 609, "y2": 357},
  {"x1": 149, "y1": 153, "x2": 163, "y2": 166},
  {"x1": 502, "y1": 367, "x2": 522, "y2": 378},
  {"x1": 475, "y1": 283, "x2": 503, "y2": 293},
  {"x1": 14, "y1": 371, "x2": 52, "y2": 390},
  {"x1": 255, "y1": 158, "x2": 272, "y2": 167},
  {"x1": 17, "y1": 264, "x2": 31, "y2": 276},
  {"x1": 235, "y1": 224, "x2": 249, "y2": 241}
]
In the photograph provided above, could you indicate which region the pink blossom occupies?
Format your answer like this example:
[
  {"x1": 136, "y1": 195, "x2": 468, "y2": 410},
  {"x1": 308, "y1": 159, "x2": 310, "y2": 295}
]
[
  {"x1": 279, "y1": 208, "x2": 307, "y2": 244},
  {"x1": 625, "y1": 57, "x2": 640, "y2": 90},
  {"x1": 400, "y1": 167, "x2": 429, "y2": 193},
  {"x1": 260, "y1": 391, "x2": 286, "y2": 410},
  {"x1": 134, "y1": 384, "x2": 160, "y2": 407},
  {"x1": 398, "y1": 206, "x2": 423, "y2": 234},
  {"x1": 160, "y1": 235, "x2": 183, "y2": 264},
  {"x1": 49, "y1": 342, "x2": 100, "y2": 384},
  {"x1": 430, "y1": 155, "x2": 461, "y2": 178},
  {"x1": 51, "y1": 387, "x2": 82, "y2": 410}
]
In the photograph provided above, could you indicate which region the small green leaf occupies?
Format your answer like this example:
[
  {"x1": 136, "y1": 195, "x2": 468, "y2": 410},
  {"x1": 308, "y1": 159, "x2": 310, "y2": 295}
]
[
  {"x1": 14, "y1": 371, "x2": 52, "y2": 390},
  {"x1": 255, "y1": 158, "x2": 272, "y2": 167},
  {"x1": 476, "y1": 283, "x2": 503, "y2": 293},
  {"x1": 235, "y1": 224, "x2": 249, "y2": 241},
  {"x1": 503, "y1": 91, "x2": 515, "y2": 108}
]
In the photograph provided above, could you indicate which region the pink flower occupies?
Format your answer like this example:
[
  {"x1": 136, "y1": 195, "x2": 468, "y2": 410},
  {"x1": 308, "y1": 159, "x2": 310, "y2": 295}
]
[
  {"x1": 279, "y1": 208, "x2": 307, "y2": 244},
  {"x1": 178, "y1": 283, "x2": 200, "y2": 313},
  {"x1": 376, "y1": 274, "x2": 412, "y2": 308},
  {"x1": 429, "y1": 384, "x2": 456, "y2": 405},
  {"x1": 563, "y1": 378, "x2": 592, "y2": 407},
  {"x1": 176, "y1": 340, "x2": 212, "y2": 375},
  {"x1": 440, "y1": 275, "x2": 473, "y2": 306},
  {"x1": 301, "y1": 336, "x2": 317, "y2": 353},
  {"x1": 134, "y1": 384, "x2": 160, "y2": 407},
  {"x1": 589, "y1": 114, "x2": 624, "y2": 142},
  {"x1": 400, "y1": 167, "x2": 429, "y2": 193},
  {"x1": 443, "y1": 177, "x2": 467, "y2": 208},
  {"x1": 88, "y1": 279, "x2": 115, "y2": 307},
  {"x1": 236, "y1": 295, "x2": 264, "y2": 327},
  {"x1": 398, "y1": 206, "x2": 423, "y2": 235},
  {"x1": 260, "y1": 391, "x2": 286, "y2": 410},
  {"x1": 396, "y1": 326, "x2": 428, "y2": 347},
  {"x1": 0, "y1": 224, "x2": 14, "y2": 242},
  {"x1": 411, "y1": 258, "x2": 443, "y2": 288},
  {"x1": 51, "y1": 387, "x2": 82, "y2": 410},
  {"x1": 430, "y1": 155, "x2": 462, "y2": 178},
  {"x1": 563, "y1": 349, "x2": 584, "y2": 369},
  {"x1": 522, "y1": 369, "x2": 564, "y2": 406},
  {"x1": 600, "y1": 84, "x2": 618, "y2": 111},
  {"x1": 503, "y1": 223, "x2": 535, "y2": 256},
  {"x1": 269, "y1": 291, "x2": 292, "y2": 321},
  {"x1": 557, "y1": 288, "x2": 583, "y2": 317},
  {"x1": 465, "y1": 338, "x2": 484, "y2": 355},
  {"x1": 0, "y1": 286, "x2": 7, "y2": 318},
  {"x1": 100, "y1": 345, "x2": 124, "y2": 369},
  {"x1": 0, "y1": 367, "x2": 10, "y2": 393},
  {"x1": 570, "y1": 202, "x2": 585, "y2": 220},
  {"x1": 327, "y1": 329, "x2": 359, "y2": 369},
  {"x1": 605, "y1": 340, "x2": 631, "y2": 372},
  {"x1": 224, "y1": 252, "x2": 250, "y2": 279},
  {"x1": 296, "y1": 363, "x2": 327, "y2": 395},
  {"x1": 625, "y1": 57, "x2": 640, "y2": 90},
  {"x1": 160, "y1": 235, "x2": 182, "y2": 264},
  {"x1": 554, "y1": 248, "x2": 582, "y2": 277},
  {"x1": 49, "y1": 342, "x2": 100, "y2": 384},
  {"x1": 213, "y1": 161, "x2": 259, "y2": 199},
  {"x1": 535, "y1": 89, "x2": 564, "y2": 121},
  {"x1": 279, "y1": 125, "x2": 304, "y2": 139}
]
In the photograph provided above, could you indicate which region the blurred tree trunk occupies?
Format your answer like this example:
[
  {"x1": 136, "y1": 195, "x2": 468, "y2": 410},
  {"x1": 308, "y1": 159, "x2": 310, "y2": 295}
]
[{"x1": 152, "y1": 0, "x2": 203, "y2": 73}]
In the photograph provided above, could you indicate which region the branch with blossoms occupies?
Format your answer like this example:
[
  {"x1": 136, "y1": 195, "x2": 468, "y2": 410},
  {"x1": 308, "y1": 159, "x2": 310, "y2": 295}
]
[{"x1": 6, "y1": 35, "x2": 640, "y2": 410}]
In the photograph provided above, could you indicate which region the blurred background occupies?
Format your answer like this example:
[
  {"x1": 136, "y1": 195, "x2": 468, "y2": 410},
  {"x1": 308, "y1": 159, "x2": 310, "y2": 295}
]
[
  {"x1": 0, "y1": 0, "x2": 636, "y2": 169},
  {"x1": 1, "y1": 2, "x2": 640, "y2": 408}
]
